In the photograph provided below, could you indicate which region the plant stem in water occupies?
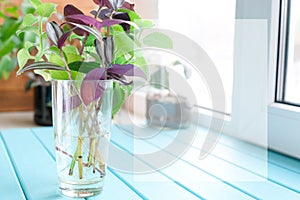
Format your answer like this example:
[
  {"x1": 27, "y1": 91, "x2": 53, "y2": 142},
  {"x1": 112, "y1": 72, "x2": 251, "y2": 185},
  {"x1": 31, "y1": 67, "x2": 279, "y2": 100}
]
[
  {"x1": 93, "y1": 138, "x2": 100, "y2": 173},
  {"x1": 88, "y1": 138, "x2": 96, "y2": 167},
  {"x1": 78, "y1": 137, "x2": 83, "y2": 179},
  {"x1": 68, "y1": 145, "x2": 78, "y2": 176}
]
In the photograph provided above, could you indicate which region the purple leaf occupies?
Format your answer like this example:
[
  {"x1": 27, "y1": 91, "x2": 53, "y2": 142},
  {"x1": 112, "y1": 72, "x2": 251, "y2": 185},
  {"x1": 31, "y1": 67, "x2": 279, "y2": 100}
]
[
  {"x1": 66, "y1": 17, "x2": 138, "y2": 31},
  {"x1": 66, "y1": 22, "x2": 102, "y2": 42},
  {"x1": 108, "y1": 64, "x2": 146, "y2": 79},
  {"x1": 64, "y1": 5, "x2": 88, "y2": 36},
  {"x1": 64, "y1": 4, "x2": 84, "y2": 16},
  {"x1": 65, "y1": 14, "x2": 101, "y2": 28},
  {"x1": 81, "y1": 68, "x2": 106, "y2": 105},
  {"x1": 103, "y1": 36, "x2": 114, "y2": 65},
  {"x1": 112, "y1": 12, "x2": 130, "y2": 21},
  {"x1": 112, "y1": 12, "x2": 130, "y2": 32},
  {"x1": 93, "y1": 0, "x2": 112, "y2": 8},
  {"x1": 94, "y1": 39, "x2": 104, "y2": 61},
  {"x1": 46, "y1": 21, "x2": 63, "y2": 45},
  {"x1": 91, "y1": 8, "x2": 112, "y2": 20},
  {"x1": 84, "y1": 68, "x2": 106, "y2": 80},
  {"x1": 122, "y1": 1, "x2": 135, "y2": 11},
  {"x1": 57, "y1": 31, "x2": 72, "y2": 49},
  {"x1": 63, "y1": 95, "x2": 82, "y2": 112},
  {"x1": 98, "y1": 19, "x2": 138, "y2": 29},
  {"x1": 93, "y1": 0, "x2": 101, "y2": 5}
]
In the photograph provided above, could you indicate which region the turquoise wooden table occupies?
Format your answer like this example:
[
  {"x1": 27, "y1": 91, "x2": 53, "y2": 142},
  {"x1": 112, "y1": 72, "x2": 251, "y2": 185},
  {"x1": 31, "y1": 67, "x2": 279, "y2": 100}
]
[{"x1": 1, "y1": 126, "x2": 300, "y2": 200}]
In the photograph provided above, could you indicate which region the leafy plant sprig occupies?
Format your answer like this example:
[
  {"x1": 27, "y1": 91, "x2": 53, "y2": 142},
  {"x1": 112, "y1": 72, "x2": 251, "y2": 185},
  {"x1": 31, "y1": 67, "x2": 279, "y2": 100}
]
[{"x1": 17, "y1": 0, "x2": 173, "y2": 115}]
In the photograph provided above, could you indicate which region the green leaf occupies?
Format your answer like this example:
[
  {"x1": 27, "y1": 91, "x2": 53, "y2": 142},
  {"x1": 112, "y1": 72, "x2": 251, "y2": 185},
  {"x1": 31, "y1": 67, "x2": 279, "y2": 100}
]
[
  {"x1": 112, "y1": 82, "x2": 125, "y2": 117},
  {"x1": 17, "y1": 61, "x2": 64, "y2": 75},
  {"x1": 69, "y1": 33, "x2": 83, "y2": 41},
  {"x1": 17, "y1": 48, "x2": 34, "y2": 67},
  {"x1": 114, "y1": 31, "x2": 135, "y2": 58},
  {"x1": 135, "y1": 20, "x2": 154, "y2": 30},
  {"x1": 49, "y1": 70, "x2": 83, "y2": 80},
  {"x1": 21, "y1": 1, "x2": 36, "y2": 14},
  {"x1": 62, "y1": 46, "x2": 82, "y2": 63},
  {"x1": 116, "y1": 9, "x2": 153, "y2": 32},
  {"x1": 120, "y1": 84, "x2": 132, "y2": 96},
  {"x1": 84, "y1": 48, "x2": 101, "y2": 63},
  {"x1": 133, "y1": 55, "x2": 149, "y2": 80},
  {"x1": 22, "y1": 14, "x2": 38, "y2": 27},
  {"x1": 68, "y1": 61, "x2": 100, "y2": 74},
  {"x1": 2, "y1": 71, "x2": 10, "y2": 79},
  {"x1": 24, "y1": 41, "x2": 35, "y2": 50},
  {"x1": 17, "y1": 26, "x2": 39, "y2": 36},
  {"x1": 49, "y1": 53, "x2": 64, "y2": 67},
  {"x1": 5, "y1": 6, "x2": 18, "y2": 18},
  {"x1": 84, "y1": 34, "x2": 96, "y2": 46},
  {"x1": 36, "y1": 3, "x2": 56, "y2": 18},
  {"x1": 0, "y1": 13, "x2": 5, "y2": 19},
  {"x1": 113, "y1": 54, "x2": 127, "y2": 65},
  {"x1": 34, "y1": 69, "x2": 52, "y2": 81},
  {"x1": 46, "y1": 46, "x2": 60, "y2": 56},
  {"x1": 49, "y1": 70, "x2": 69, "y2": 80},
  {"x1": 143, "y1": 32, "x2": 173, "y2": 49},
  {"x1": 118, "y1": 8, "x2": 141, "y2": 21},
  {"x1": 29, "y1": 0, "x2": 42, "y2": 8},
  {"x1": 0, "y1": 38, "x2": 15, "y2": 57},
  {"x1": 0, "y1": 55, "x2": 16, "y2": 80},
  {"x1": 62, "y1": 46, "x2": 79, "y2": 55},
  {"x1": 4, "y1": 57, "x2": 17, "y2": 72},
  {"x1": 0, "y1": 17, "x2": 22, "y2": 41}
]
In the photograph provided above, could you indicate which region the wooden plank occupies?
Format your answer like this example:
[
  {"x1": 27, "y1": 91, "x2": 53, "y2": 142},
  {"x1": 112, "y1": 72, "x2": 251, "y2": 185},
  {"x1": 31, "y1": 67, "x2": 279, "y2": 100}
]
[
  {"x1": 200, "y1": 140, "x2": 300, "y2": 193},
  {"x1": 1, "y1": 129, "x2": 81, "y2": 200},
  {"x1": 31, "y1": 127, "x2": 143, "y2": 200},
  {"x1": 0, "y1": 133, "x2": 26, "y2": 200},
  {"x1": 146, "y1": 127, "x2": 300, "y2": 199},
  {"x1": 36, "y1": 125, "x2": 202, "y2": 200},
  {"x1": 110, "y1": 126, "x2": 254, "y2": 200},
  {"x1": 167, "y1": 127, "x2": 300, "y2": 193},
  {"x1": 268, "y1": 151, "x2": 300, "y2": 174},
  {"x1": 109, "y1": 139, "x2": 205, "y2": 200}
]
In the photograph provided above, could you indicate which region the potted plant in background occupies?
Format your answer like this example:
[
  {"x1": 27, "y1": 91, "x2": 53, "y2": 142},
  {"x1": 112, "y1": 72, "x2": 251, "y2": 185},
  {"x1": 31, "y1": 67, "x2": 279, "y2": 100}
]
[
  {"x1": 16, "y1": 0, "x2": 171, "y2": 197},
  {"x1": 25, "y1": 73, "x2": 52, "y2": 125},
  {"x1": 0, "y1": 0, "x2": 24, "y2": 80},
  {"x1": 0, "y1": 0, "x2": 52, "y2": 125}
]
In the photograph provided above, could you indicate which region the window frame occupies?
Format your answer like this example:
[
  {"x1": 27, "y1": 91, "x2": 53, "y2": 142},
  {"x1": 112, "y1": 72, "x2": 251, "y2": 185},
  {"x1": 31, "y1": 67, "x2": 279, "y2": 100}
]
[
  {"x1": 269, "y1": 0, "x2": 300, "y2": 159},
  {"x1": 275, "y1": 0, "x2": 300, "y2": 107}
]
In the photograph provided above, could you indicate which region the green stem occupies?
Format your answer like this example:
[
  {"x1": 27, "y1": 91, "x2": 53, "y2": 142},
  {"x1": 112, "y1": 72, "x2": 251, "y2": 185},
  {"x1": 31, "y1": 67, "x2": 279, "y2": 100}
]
[
  {"x1": 68, "y1": 145, "x2": 78, "y2": 176},
  {"x1": 79, "y1": 33, "x2": 88, "y2": 55},
  {"x1": 34, "y1": 17, "x2": 44, "y2": 61},
  {"x1": 60, "y1": 51, "x2": 73, "y2": 80}
]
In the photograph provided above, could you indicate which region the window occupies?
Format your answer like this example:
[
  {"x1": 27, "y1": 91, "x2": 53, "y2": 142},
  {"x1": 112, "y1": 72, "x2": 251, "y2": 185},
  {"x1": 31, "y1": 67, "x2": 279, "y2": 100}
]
[
  {"x1": 269, "y1": 0, "x2": 300, "y2": 159},
  {"x1": 158, "y1": 0, "x2": 236, "y2": 114},
  {"x1": 276, "y1": 0, "x2": 300, "y2": 106}
]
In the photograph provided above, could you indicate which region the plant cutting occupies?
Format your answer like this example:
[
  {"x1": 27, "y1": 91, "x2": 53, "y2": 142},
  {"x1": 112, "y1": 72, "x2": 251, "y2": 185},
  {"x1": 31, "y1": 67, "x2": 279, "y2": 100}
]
[{"x1": 16, "y1": 0, "x2": 171, "y2": 197}]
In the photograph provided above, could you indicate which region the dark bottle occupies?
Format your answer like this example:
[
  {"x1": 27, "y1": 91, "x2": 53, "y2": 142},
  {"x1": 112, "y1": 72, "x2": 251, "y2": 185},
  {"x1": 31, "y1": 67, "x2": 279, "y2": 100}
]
[{"x1": 34, "y1": 84, "x2": 52, "y2": 126}]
